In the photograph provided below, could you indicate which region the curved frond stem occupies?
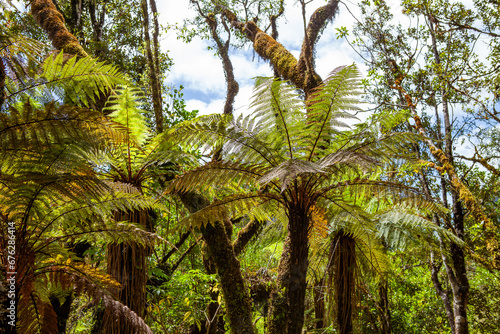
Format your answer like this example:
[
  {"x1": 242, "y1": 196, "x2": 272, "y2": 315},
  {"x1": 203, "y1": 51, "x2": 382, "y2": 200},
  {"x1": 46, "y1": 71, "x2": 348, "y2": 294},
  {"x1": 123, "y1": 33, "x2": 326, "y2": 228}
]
[{"x1": 270, "y1": 84, "x2": 294, "y2": 159}]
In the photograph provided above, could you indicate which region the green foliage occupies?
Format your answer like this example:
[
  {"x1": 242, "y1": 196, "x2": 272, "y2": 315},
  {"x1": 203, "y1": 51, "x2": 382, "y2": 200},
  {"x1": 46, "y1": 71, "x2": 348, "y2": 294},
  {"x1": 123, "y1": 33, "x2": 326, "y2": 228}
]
[
  {"x1": 6, "y1": 51, "x2": 128, "y2": 108},
  {"x1": 164, "y1": 85, "x2": 199, "y2": 128},
  {"x1": 147, "y1": 269, "x2": 217, "y2": 333},
  {"x1": 382, "y1": 254, "x2": 450, "y2": 334}
]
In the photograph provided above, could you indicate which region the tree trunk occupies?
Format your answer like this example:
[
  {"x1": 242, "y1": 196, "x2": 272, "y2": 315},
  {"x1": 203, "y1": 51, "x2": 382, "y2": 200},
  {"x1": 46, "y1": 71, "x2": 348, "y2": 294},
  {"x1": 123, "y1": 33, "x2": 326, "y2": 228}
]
[
  {"x1": 88, "y1": 0, "x2": 107, "y2": 57},
  {"x1": 427, "y1": 15, "x2": 471, "y2": 332},
  {"x1": 378, "y1": 279, "x2": 391, "y2": 334},
  {"x1": 180, "y1": 192, "x2": 255, "y2": 334},
  {"x1": 30, "y1": 0, "x2": 88, "y2": 57},
  {"x1": 313, "y1": 279, "x2": 326, "y2": 330},
  {"x1": 449, "y1": 200, "x2": 470, "y2": 334},
  {"x1": 330, "y1": 230, "x2": 356, "y2": 334},
  {"x1": 101, "y1": 209, "x2": 150, "y2": 334},
  {"x1": 204, "y1": 14, "x2": 238, "y2": 116},
  {"x1": 141, "y1": 0, "x2": 164, "y2": 133},
  {"x1": 430, "y1": 251, "x2": 456, "y2": 334},
  {"x1": 267, "y1": 208, "x2": 309, "y2": 334}
]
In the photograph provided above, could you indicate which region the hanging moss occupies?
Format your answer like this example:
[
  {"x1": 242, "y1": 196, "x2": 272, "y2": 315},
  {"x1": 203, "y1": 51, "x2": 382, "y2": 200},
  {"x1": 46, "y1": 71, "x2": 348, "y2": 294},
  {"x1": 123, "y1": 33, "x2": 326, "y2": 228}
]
[{"x1": 30, "y1": 0, "x2": 88, "y2": 57}]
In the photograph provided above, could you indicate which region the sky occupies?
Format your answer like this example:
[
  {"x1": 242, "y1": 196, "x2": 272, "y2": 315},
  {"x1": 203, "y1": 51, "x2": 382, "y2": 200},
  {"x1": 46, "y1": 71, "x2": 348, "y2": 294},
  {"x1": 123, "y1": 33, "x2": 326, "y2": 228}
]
[{"x1": 156, "y1": 0, "x2": 372, "y2": 117}]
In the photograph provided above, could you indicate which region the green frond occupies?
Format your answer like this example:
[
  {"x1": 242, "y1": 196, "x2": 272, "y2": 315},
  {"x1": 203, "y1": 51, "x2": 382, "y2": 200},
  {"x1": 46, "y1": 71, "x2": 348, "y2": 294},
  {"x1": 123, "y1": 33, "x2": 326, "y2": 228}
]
[
  {"x1": 6, "y1": 51, "x2": 127, "y2": 107},
  {"x1": 179, "y1": 193, "x2": 270, "y2": 229},
  {"x1": 317, "y1": 150, "x2": 381, "y2": 171},
  {"x1": 166, "y1": 112, "x2": 289, "y2": 167},
  {"x1": 250, "y1": 77, "x2": 305, "y2": 158},
  {"x1": 1, "y1": 26, "x2": 46, "y2": 110},
  {"x1": 70, "y1": 221, "x2": 165, "y2": 248},
  {"x1": 40, "y1": 258, "x2": 120, "y2": 291},
  {"x1": 169, "y1": 160, "x2": 266, "y2": 194},
  {"x1": 165, "y1": 113, "x2": 228, "y2": 152},
  {"x1": 376, "y1": 210, "x2": 464, "y2": 250},
  {"x1": 104, "y1": 85, "x2": 150, "y2": 146},
  {"x1": 0, "y1": 101, "x2": 118, "y2": 152},
  {"x1": 306, "y1": 65, "x2": 363, "y2": 160}
]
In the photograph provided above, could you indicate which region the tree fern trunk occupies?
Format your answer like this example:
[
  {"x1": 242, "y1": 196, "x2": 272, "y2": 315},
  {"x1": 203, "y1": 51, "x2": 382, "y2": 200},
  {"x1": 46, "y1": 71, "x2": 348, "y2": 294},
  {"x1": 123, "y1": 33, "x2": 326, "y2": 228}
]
[
  {"x1": 313, "y1": 279, "x2": 326, "y2": 330},
  {"x1": 268, "y1": 208, "x2": 309, "y2": 334},
  {"x1": 101, "y1": 209, "x2": 150, "y2": 334},
  {"x1": 330, "y1": 230, "x2": 356, "y2": 334}
]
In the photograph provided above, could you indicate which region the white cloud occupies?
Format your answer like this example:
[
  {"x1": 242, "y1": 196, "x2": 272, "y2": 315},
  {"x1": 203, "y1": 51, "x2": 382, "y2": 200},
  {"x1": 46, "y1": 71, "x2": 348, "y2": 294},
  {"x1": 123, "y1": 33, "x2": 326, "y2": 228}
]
[
  {"x1": 185, "y1": 98, "x2": 225, "y2": 116},
  {"x1": 233, "y1": 84, "x2": 256, "y2": 117},
  {"x1": 157, "y1": 0, "x2": 363, "y2": 111}
]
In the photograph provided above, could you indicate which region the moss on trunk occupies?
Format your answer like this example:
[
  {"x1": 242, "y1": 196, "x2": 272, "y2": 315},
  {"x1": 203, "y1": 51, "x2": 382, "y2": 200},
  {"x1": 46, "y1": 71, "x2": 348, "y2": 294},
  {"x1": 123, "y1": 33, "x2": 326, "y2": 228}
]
[{"x1": 180, "y1": 191, "x2": 255, "y2": 334}]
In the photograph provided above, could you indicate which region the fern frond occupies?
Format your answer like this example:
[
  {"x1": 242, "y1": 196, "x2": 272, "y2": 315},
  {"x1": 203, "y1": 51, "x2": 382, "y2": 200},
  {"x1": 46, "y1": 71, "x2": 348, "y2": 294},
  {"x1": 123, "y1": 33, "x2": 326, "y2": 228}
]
[
  {"x1": 6, "y1": 52, "x2": 127, "y2": 107},
  {"x1": 317, "y1": 150, "x2": 380, "y2": 171},
  {"x1": 306, "y1": 65, "x2": 363, "y2": 160},
  {"x1": 259, "y1": 158, "x2": 325, "y2": 192},
  {"x1": 169, "y1": 161, "x2": 266, "y2": 194},
  {"x1": 179, "y1": 193, "x2": 270, "y2": 228},
  {"x1": 0, "y1": 102, "x2": 119, "y2": 152},
  {"x1": 35, "y1": 259, "x2": 153, "y2": 334},
  {"x1": 18, "y1": 291, "x2": 57, "y2": 334},
  {"x1": 376, "y1": 210, "x2": 464, "y2": 250},
  {"x1": 68, "y1": 221, "x2": 165, "y2": 248},
  {"x1": 104, "y1": 85, "x2": 150, "y2": 147},
  {"x1": 250, "y1": 77, "x2": 306, "y2": 159},
  {"x1": 101, "y1": 296, "x2": 154, "y2": 334}
]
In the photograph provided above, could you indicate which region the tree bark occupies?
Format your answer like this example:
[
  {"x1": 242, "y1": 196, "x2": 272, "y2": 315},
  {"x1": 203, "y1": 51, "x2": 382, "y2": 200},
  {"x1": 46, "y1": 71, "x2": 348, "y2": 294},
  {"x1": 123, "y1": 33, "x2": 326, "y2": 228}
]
[
  {"x1": 232, "y1": 220, "x2": 261, "y2": 257},
  {"x1": 313, "y1": 279, "x2": 326, "y2": 329},
  {"x1": 101, "y1": 209, "x2": 150, "y2": 334},
  {"x1": 267, "y1": 207, "x2": 309, "y2": 334},
  {"x1": 378, "y1": 279, "x2": 391, "y2": 334},
  {"x1": 330, "y1": 230, "x2": 356, "y2": 334},
  {"x1": 223, "y1": 1, "x2": 338, "y2": 97},
  {"x1": 430, "y1": 252, "x2": 456, "y2": 334},
  {"x1": 141, "y1": 0, "x2": 164, "y2": 133},
  {"x1": 205, "y1": 14, "x2": 238, "y2": 116},
  {"x1": 427, "y1": 14, "x2": 470, "y2": 334},
  {"x1": 180, "y1": 191, "x2": 255, "y2": 334}
]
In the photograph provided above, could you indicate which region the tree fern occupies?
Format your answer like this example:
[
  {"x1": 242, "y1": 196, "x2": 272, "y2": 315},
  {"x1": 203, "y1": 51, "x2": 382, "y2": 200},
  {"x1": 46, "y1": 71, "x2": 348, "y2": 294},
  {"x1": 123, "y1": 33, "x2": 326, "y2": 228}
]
[
  {"x1": 166, "y1": 64, "x2": 446, "y2": 333},
  {"x1": 0, "y1": 86, "x2": 158, "y2": 334}
]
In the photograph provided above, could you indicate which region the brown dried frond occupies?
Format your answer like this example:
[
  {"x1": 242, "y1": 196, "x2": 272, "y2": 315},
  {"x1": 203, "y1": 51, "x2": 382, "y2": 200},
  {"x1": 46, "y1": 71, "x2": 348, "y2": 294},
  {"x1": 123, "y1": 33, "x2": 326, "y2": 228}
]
[
  {"x1": 309, "y1": 205, "x2": 329, "y2": 257},
  {"x1": 18, "y1": 291, "x2": 58, "y2": 334},
  {"x1": 101, "y1": 295, "x2": 153, "y2": 334}
]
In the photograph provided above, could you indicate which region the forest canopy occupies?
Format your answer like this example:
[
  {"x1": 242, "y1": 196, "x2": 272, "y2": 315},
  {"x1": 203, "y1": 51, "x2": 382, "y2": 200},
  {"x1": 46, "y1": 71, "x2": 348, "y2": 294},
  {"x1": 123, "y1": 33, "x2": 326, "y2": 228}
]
[{"x1": 1, "y1": 0, "x2": 499, "y2": 333}]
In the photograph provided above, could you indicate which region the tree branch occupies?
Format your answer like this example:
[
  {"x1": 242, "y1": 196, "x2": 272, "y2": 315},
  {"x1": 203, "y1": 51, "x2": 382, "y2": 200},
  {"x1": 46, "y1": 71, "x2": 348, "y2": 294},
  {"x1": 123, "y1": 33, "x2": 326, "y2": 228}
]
[{"x1": 30, "y1": 0, "x2": 88, "y2": 57}]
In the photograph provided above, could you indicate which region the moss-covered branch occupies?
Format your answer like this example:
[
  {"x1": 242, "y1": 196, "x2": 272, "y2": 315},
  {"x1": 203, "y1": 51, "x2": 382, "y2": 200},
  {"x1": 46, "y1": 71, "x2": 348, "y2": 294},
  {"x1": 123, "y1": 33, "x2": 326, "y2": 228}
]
[
  {"x1": 223, "y1": 10, "x2": 310, "y2": 93},
  {"x1": 232, "y1": 220, "x2": 261, "y2": 257},
  {"x1": 30, "y1": 0, "x2": 88, "y2": 57}
]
